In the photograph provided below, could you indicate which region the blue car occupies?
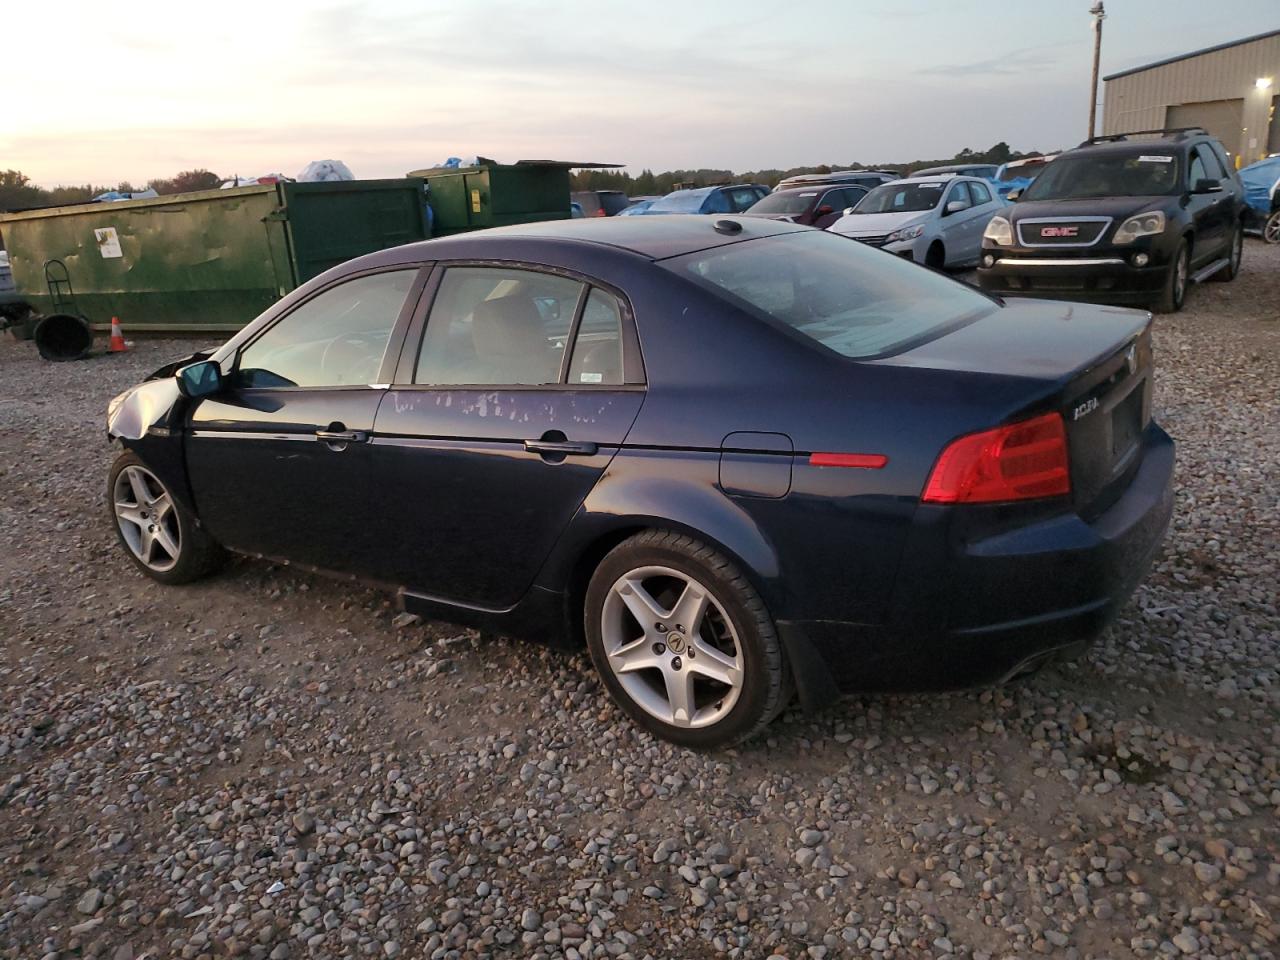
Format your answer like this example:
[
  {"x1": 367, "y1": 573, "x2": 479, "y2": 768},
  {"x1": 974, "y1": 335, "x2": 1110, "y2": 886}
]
[
  {"x1": 1239, "y1": 156, "x2": 1280, "y2": 243},
  {"x1": 106, "y1": 216, "x2": 1173, "y2": 747},
  {"x1": 640, "y1": 184, "x2": 769, "y2": 215}
]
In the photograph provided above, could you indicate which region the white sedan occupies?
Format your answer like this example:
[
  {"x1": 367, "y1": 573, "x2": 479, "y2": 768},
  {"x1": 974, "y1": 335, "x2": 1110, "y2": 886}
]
[{"x1": 828, "y1": 175, "x2": 1007, "y2": 269}]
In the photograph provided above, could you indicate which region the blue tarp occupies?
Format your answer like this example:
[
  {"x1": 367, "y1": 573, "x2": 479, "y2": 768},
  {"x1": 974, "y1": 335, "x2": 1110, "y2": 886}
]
[{"x1": 1239, "y1": 157, "x2": 1280, "y2": 214}]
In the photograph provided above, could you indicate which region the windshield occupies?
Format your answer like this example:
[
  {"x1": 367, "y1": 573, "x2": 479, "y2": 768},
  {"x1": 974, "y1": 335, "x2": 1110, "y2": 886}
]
[
  {"x1": 647, "y1": 190, "x2": 711, "y2": 213},
  {"x1": 747, "y1": 191, "x2": 817, "y2": 215},
  {"x1": 852, "y1": 181, "x2": 945, "y2": 214},
  {"x1": 1024, "y1": 154, "x2": 1181, "y2": 200},
  {"x1": 666, "y1": 230, "x2": 994, "y2": 360}
]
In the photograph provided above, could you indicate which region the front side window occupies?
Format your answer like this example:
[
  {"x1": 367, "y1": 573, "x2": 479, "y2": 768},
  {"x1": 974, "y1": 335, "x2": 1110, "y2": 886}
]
[
  {"x1": 969, "y1": 180, "x2": 993, "y2": 204},
  {"x1": 853, "y1": 181, "x2": 946, "y2": 214},
  {"x1": 1188, "y1": 149, "x2": 1208, "y2": 187},
  {"x1": 746, "y1": 191, "x2": 817, "y2": 215},
  {"x1": 668, "y1": 230, "x2": 995, "y2": 360},
  {"x1": 235, "y1": 270, "x2": 416, "y2": 388},
  {"x1": 415, "y1": 267, "x2": 583, "y2": 386},
  {"x1": 946, "y1": 182, "x2": 972, "y2": 208}
]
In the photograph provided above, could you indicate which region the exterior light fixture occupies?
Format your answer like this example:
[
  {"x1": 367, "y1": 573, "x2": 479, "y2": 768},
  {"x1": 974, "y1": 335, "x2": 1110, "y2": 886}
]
[{"x1": 1257, "y1": 77, "x2": 1273, "y2": 90}]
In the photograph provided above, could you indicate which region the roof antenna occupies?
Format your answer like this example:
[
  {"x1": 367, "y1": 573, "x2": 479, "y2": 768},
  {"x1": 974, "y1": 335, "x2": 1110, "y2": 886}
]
[{"x1": 713, "y1": 219, "x2": 743, "y2": 235}]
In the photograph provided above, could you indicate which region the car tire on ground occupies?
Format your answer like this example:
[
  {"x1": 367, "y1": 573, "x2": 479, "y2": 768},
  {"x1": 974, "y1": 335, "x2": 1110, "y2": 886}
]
[
  {"x1": 1264, "y1": 210, "x2": 1280, "y2": 245},
  {"x1": 1211, "y1": 225, "x2": 1244, "y2": 281},
  {"x1": 924, "y1": 242, "x2": 946, "y2": 270},
  {"x1": 1153, "y1": 239, "x2": 1189, "y2": 314},
  {"x1": 108, "y1": 450, "x2": 225, "y2": 585},
  {"x1": 584, "y1": 530, "x2": 791, "y2": 749}
]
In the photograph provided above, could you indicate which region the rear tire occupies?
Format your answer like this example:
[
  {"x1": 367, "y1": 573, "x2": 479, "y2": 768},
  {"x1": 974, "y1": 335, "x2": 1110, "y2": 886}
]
[
  {"x1": 1153, "y1": 240, "x2": 1189, "y2": 314},
  {"x1": 108, "y1": 450, "x2": 225, "y2": 585},
  {"x1": 1211, "y1": 225, "x2": 1243, "y2": 281},
  {"x1": 584, "y1": 530, "x2": 790, "y2": 749}
]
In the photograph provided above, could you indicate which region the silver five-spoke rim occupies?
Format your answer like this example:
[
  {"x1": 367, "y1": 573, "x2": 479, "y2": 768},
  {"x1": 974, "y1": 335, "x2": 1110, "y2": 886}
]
[
  {"x1": 601, "y1": 565, "x2": 743, "y2": 729},
  {"x1": 1265, "y1": 213, "x2": 1279, "y2": 245},
  {"x1": 113, "y1": 466, "x2": 180, "y2": 572}
]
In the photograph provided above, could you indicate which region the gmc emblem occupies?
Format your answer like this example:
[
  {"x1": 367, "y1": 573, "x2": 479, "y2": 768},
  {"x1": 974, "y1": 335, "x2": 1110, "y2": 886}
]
[{"x1": 1041, "y1": 226, "x2": 1079, "y2": 238}]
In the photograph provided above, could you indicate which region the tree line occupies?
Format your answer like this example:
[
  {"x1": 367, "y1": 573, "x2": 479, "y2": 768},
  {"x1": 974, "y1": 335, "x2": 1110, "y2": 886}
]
[{"x1": 570, "y1": 142, "x2": 1037, "y2": 195}]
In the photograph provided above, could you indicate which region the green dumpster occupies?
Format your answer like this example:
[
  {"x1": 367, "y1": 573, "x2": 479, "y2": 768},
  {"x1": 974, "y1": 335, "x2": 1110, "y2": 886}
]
[
  {"x1": 0, "y1": 178, "x2": 429, "y2": 333},
  {"x1": 408, "y1": 159, "x2": 619, "y2": 236}
]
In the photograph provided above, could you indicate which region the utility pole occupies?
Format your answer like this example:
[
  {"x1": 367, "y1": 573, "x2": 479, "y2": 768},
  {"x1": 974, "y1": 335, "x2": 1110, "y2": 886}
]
[{"x1": 1088, "y1": 1, "x2": 1107, "y2": 140}]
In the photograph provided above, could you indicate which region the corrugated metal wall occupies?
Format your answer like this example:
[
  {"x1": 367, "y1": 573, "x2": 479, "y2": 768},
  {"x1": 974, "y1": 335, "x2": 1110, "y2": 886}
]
[{"x1": 1103, "y1": 32, "x2": 1280, "y2": 165}]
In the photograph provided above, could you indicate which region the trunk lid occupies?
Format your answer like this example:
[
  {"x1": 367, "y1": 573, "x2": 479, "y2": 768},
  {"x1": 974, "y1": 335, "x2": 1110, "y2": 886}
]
[{"x1": 878, "y1": 297, "x2": 1153, "y2": 516}]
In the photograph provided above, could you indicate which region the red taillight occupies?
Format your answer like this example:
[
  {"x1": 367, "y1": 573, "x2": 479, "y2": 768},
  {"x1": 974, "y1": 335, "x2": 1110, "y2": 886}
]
[
  {"x1": 592, "y1": 208, "x2": 607, "y2": 217},
  {"x1": 922, "y1": 412, "x2": 1070, "y2": 504}
]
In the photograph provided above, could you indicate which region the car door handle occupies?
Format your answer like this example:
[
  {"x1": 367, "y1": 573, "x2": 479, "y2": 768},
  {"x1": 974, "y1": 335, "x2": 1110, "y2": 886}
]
[
  {"x1": 524, "y1": 439, "x2": 598, "y2": 457},
  {"x1": 316, "y1": 429, "x2": 368, "y2": 444}
]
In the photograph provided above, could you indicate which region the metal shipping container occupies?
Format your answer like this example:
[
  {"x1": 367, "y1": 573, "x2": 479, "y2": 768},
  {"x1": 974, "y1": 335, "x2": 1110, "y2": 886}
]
[{"x1": 0, "y1": 178, "x2": 428, "y2": 333}]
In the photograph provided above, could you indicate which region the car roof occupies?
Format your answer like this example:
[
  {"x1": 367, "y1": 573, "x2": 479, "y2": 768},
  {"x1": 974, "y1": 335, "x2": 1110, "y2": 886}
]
[
  {"x1": 1062, "y1": 138, "x2": 1199, "y2": 160},
  {"x1": 375, "y1": 214, "x2": 809, "y2": 262},
  {"x1": 884, "y1": 175, "x2": 979, "y2": 185}
]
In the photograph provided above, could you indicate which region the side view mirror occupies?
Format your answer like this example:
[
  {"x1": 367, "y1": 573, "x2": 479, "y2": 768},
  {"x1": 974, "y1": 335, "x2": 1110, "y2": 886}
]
[
  {"x1": 1006, "y1": 188, "x2": 1023, "y2": 202},
  {"x1": 815, "y1": 205, "x2": 834, "y2": 216},
  {"x1": 177, "y1": 359, "x2": 224, "y2": 399},
  {"x1": 843, "y1": 206, "x2": 856, "y2": 215},
  {"x1": 1193, "y1": 177, "x2": 1223, "y2": 194},
  {"x1": 945, "y1": 200, "x2": 971, "y2": 215}
]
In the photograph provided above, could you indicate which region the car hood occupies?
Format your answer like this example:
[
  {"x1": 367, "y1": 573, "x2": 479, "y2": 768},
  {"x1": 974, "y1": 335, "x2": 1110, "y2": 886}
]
[
  {"x1": 876, "y1": 297, "x2": 1149, "y2": 379},
  {"x1": 1009, "y1": 195, "x2": 1168, "y2": 224},
  {"x1": 830, "y1": 210, "x2": 928, "y2": 234}
]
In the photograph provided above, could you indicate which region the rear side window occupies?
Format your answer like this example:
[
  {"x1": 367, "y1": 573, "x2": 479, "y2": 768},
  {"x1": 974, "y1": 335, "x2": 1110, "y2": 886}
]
[
  {"x1": 416, "y1": 267, "x2": 583, "y2": 386},
  {"x1": 668, "y1": 231, "x2": 995, "y2": 360},
  {"x1": 567, "y1": 289, "x2": 625, "y2": 386}
]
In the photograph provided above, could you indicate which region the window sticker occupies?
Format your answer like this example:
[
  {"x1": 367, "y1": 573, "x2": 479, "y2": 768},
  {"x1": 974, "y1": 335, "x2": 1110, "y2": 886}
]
[
  {"x1": 579, "y1": 372, "x2": 604, "y2": 384},
  {"x1": 1137, "y1": 155, "x2": 1173, "y2": 163},
  {"x1": 800, "y1": 192, "x2": 818, "y2": 197}
]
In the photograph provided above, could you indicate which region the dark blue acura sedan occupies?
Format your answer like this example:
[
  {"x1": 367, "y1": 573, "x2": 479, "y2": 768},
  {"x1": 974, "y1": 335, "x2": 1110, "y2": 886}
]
[{"x1": 106, "y1": 216, "x2": 1174, "y2": 748}]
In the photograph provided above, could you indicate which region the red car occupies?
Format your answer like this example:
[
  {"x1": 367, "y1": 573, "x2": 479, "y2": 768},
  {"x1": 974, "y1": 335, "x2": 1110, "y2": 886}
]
[{"x1": 741, "y1": 185, "x2": 869, "y2": 228}]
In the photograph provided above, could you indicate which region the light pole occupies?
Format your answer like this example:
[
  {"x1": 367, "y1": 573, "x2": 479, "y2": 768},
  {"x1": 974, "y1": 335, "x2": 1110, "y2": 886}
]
[{"x1": 1088, "y1": 2, "x2": 1107, "y2": 140}]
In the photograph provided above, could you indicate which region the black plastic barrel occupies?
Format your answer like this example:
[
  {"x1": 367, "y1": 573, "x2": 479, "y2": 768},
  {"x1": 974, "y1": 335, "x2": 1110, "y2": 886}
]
[{"x1": 33, "y1": 313, "x2": 93, "y2": 362}]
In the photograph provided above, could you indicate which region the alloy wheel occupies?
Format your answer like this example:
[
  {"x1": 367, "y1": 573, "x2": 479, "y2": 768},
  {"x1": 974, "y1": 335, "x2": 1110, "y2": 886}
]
[
  {"x1": 1173, "y1": 250, "x2": 1188, "y2": 306},
  {"x1": 1265, "y1": 212, "x2": 1280, "y2": 245},
  {"x1": 599, "y1": 565, "x2": 744, "y2": 729},
  {"x1": 113, "y1": 465, "x2": 181, "y2": 572}
]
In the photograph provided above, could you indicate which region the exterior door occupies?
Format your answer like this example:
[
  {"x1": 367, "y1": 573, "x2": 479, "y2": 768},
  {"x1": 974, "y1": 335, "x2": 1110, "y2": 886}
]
[
  {"x1": 186, "y1": 267, "x2": 423, "y2": 573},
  {"x1": 939, "y1": 182, "x2": 980, "y2": 264},
  {"x1": 1187, "y1": 144, "x2": 1231, "y2": 262},
  {"x1": 365, "y1": 264, "x2": 645, "y2": 608}
]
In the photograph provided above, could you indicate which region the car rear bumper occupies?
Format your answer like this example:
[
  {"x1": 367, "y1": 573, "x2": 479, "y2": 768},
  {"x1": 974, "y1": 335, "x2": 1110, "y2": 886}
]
[
  {"x1": 977, "y1": 253, "x2": 1169, "y2": 304},
  {"x1": 782, "y1": 423, "x2": 1175, "y2": 698}
]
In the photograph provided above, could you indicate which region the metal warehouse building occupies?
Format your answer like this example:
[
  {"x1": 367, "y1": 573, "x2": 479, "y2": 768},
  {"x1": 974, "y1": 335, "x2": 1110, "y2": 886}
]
[{"x1": 1102, "y1": 28, "x2": 1279, "y2": 167}]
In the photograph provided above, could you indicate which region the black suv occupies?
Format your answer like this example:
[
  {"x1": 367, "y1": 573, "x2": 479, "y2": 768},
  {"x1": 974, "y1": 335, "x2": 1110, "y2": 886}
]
[{"x1": 977, "y1": 128, "x2": 1246, "y2": 312}]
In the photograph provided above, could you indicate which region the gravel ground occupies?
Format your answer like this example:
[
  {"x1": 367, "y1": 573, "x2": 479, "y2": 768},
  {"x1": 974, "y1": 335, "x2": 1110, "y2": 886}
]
[{"x1": 0, "y1": 243, "x2": 1276, "y2": 960}]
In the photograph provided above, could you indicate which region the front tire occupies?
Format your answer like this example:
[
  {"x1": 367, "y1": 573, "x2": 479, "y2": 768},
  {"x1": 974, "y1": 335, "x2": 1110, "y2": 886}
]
[
  {"x1": 924, "y1": 241, "x2": 946, "y2": 270},
  {"x1": 1153, "y1": 240, "x2": 1189, "y2": 313},
  {"x1": 108, "y1": 451, "x2": 224, "y2": 584},
  {"x1": 584, "y1": 531, "x2": 790, "y2": 748},
  {"x1": 1264, "y1": 210, "x2": 1280, "y2": 245}
]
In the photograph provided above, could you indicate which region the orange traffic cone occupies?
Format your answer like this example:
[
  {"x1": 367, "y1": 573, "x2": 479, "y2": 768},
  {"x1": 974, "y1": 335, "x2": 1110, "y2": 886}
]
[{"x1": 108, "y1": 316, "x2": 129, "y2": 353}]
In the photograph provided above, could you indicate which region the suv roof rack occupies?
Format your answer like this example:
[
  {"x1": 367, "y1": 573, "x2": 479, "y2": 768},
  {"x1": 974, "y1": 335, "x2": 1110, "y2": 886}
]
[{"x1": 1080, "y1": 127, "x2": 1206, "y2": 146}]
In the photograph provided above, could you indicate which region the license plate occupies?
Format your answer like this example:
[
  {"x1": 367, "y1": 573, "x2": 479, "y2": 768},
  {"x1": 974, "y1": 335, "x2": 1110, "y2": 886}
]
[{"x1": 1112, "y1": 389, "x2": 1142, "y2": 459}]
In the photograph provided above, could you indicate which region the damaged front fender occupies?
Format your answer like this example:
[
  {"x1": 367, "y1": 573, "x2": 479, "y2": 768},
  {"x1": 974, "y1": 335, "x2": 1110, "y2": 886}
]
[{"x1": 107, "y1": 370, "x2": 201, "y2": 517}]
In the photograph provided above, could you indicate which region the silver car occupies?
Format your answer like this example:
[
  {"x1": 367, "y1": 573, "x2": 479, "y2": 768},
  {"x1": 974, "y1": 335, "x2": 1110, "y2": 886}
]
[{"x1": 828, "y1": 176, "x2": 1006, "y2": 268}]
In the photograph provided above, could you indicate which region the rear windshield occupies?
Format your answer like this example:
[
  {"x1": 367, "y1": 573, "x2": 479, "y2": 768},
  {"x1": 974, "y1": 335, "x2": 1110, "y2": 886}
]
[
  {"x1": 647, "y1": 190, "x2": 712, "y2": 213},
  {"x1": 600, "y1": 193, "x2": 631, "y2": 216},
  {"x1": 853, "y1": 181, "x2": 945, "y2": 214},
  {"x1": 747, "y1": 191, "x2": 817, "y2": 214},
  {"x1": 1024, "y1": 153, "x2": 1181, "y2": 200},
  {"x1": 666, "y1": 231, "x2": 995, "y2": 360}
]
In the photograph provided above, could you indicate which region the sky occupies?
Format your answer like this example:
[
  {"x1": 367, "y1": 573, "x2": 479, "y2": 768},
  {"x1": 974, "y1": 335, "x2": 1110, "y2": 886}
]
[{"x1": 4, "y1": 0, "x2": 1278, "y2": 187}]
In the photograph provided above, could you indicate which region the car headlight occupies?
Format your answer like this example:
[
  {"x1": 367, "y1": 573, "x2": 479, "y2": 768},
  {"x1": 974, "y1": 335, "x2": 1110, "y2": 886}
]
[
  {"x1": 887, "y1": 224, "x2": 924, "y2": 243},
  {"x1": 1113, "y1": 211, "x2": 1166, "y2": 244},
  {"x1": 984, "y1": 216, "x2": 1013, "y2": 245}
]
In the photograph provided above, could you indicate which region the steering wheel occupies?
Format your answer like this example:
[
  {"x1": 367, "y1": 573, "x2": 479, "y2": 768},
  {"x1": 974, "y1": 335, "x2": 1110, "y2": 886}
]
[{"x1": 320, "y1": 333, "x2": 381, "y2": 385}]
